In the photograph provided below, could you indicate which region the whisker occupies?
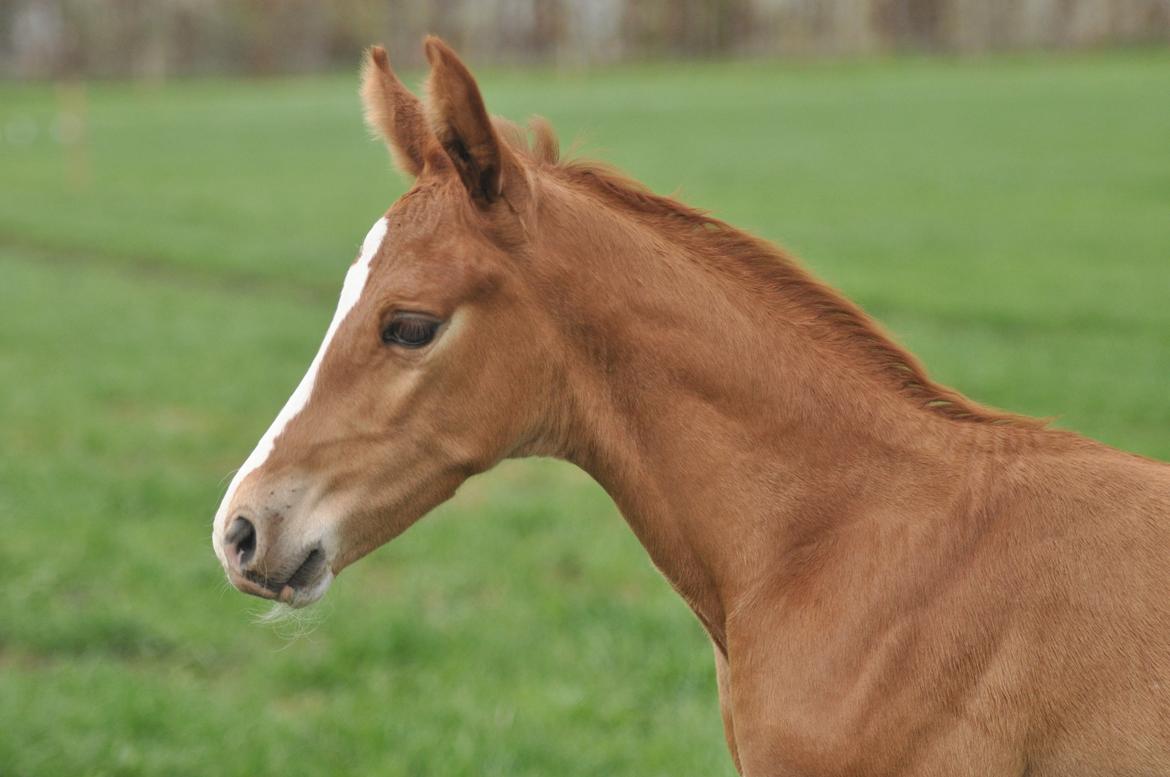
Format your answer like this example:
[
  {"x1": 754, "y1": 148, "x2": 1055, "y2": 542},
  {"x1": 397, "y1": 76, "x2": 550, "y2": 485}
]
[
  {"x1": 218, "y1": 467, "x2": 241, "y2": 490},
  {"x1": 256, "y1": 600, "x2": 331, "y2": 647}
]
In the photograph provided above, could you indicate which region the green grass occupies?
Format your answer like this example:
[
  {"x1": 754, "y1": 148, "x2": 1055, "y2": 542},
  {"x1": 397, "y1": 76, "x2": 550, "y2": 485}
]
[{"x1": 2, "y1": 50, "x2": 1169, "y2": 776}]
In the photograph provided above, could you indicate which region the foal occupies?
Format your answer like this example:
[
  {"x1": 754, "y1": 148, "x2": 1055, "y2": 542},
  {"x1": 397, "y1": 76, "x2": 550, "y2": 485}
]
[{"x1": 214, "y1": 38, "x2": 1170, "y2": 776}]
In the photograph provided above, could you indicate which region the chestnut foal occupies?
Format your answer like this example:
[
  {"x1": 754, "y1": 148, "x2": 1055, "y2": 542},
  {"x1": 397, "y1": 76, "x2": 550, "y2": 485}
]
[{"x1": 214, "y1": 38, "x2": 1170, "y2": 776}]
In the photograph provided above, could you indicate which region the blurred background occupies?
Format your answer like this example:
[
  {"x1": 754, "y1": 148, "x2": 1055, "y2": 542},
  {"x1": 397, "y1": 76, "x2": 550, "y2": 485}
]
[
  {"x1": 4, "y1": 0, "x2": 1170, "y2": 76},
  {"x1": 1, "y1": 2, "x2": 1168, "y2": 776}
]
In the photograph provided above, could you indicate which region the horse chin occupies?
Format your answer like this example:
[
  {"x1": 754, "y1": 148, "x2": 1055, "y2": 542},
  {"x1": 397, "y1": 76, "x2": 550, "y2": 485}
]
[{"x1": 280, "y1": 567, "x2": 335, "y2": 609}]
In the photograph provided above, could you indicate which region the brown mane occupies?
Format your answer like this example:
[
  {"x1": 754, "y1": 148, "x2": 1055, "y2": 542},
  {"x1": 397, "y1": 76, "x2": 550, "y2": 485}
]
[{"x1": 497, "y1": 116, "x2": 1042, "y2": 428}]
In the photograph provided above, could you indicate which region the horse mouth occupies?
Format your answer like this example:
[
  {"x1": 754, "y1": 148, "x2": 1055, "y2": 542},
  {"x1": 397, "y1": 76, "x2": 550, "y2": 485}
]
[{"x1": 237, "y1": 545, "x2": 332, "y2": 608}]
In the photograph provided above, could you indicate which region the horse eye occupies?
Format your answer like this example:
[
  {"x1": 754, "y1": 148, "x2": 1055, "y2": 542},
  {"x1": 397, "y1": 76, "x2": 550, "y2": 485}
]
[{"x1": 381, "y1": 314, "x2": 440, "y2": 349}]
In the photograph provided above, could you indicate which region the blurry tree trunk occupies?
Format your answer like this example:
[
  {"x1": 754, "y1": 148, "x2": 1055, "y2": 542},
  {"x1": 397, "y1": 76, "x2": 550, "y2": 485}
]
[{"x1": 3, "y1": 0, "x2": 1169, "y2": 78}]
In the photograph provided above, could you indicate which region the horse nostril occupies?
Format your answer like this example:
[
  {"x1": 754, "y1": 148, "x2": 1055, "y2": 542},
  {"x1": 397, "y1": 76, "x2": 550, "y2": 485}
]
[{"x1": 225, "y1": 515, "x2": 257, "y2": 568}]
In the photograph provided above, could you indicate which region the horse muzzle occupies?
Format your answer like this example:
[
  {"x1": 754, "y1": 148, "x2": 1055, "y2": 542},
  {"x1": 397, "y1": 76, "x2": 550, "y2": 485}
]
[{"x1": 214, "y1": 477, "x2": 336, "y2": 608}]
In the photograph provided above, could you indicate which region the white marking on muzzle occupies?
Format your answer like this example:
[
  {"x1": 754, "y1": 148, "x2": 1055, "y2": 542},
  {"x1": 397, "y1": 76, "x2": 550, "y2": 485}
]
[{"x1": 212, "y1": 217, "x2": 389, "y2": 557}]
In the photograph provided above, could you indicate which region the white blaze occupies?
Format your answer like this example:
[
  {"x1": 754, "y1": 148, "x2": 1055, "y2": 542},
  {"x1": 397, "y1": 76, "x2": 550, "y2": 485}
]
[{"x1": 213, "y1": 217, "x2": 389, "y2": 555}]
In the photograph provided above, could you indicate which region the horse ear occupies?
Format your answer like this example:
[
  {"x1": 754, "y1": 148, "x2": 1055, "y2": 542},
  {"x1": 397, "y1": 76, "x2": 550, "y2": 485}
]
[
  {"x1": 423, "y1": 36, "x2": 522, "y2": 206},
  {"x1": 361, "y1": 46, "x2": 443, "y2": 178}
]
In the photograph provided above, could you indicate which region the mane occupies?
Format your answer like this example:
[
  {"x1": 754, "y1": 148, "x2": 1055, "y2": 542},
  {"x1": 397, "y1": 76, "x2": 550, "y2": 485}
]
[{"x1": 495, "y1": 117, "x2": 1043, "y2": 429}]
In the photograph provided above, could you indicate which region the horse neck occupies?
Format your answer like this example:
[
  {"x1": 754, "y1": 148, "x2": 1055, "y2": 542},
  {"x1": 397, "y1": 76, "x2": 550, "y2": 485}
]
[{"x1": 528, "y1": 178, "x2": 982, "y2": 647}]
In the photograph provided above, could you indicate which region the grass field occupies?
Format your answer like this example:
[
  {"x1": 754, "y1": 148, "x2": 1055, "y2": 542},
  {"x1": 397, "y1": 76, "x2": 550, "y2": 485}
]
[{"x1": 2, "y1": 50, "x2": 1169, "y2": 776}]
